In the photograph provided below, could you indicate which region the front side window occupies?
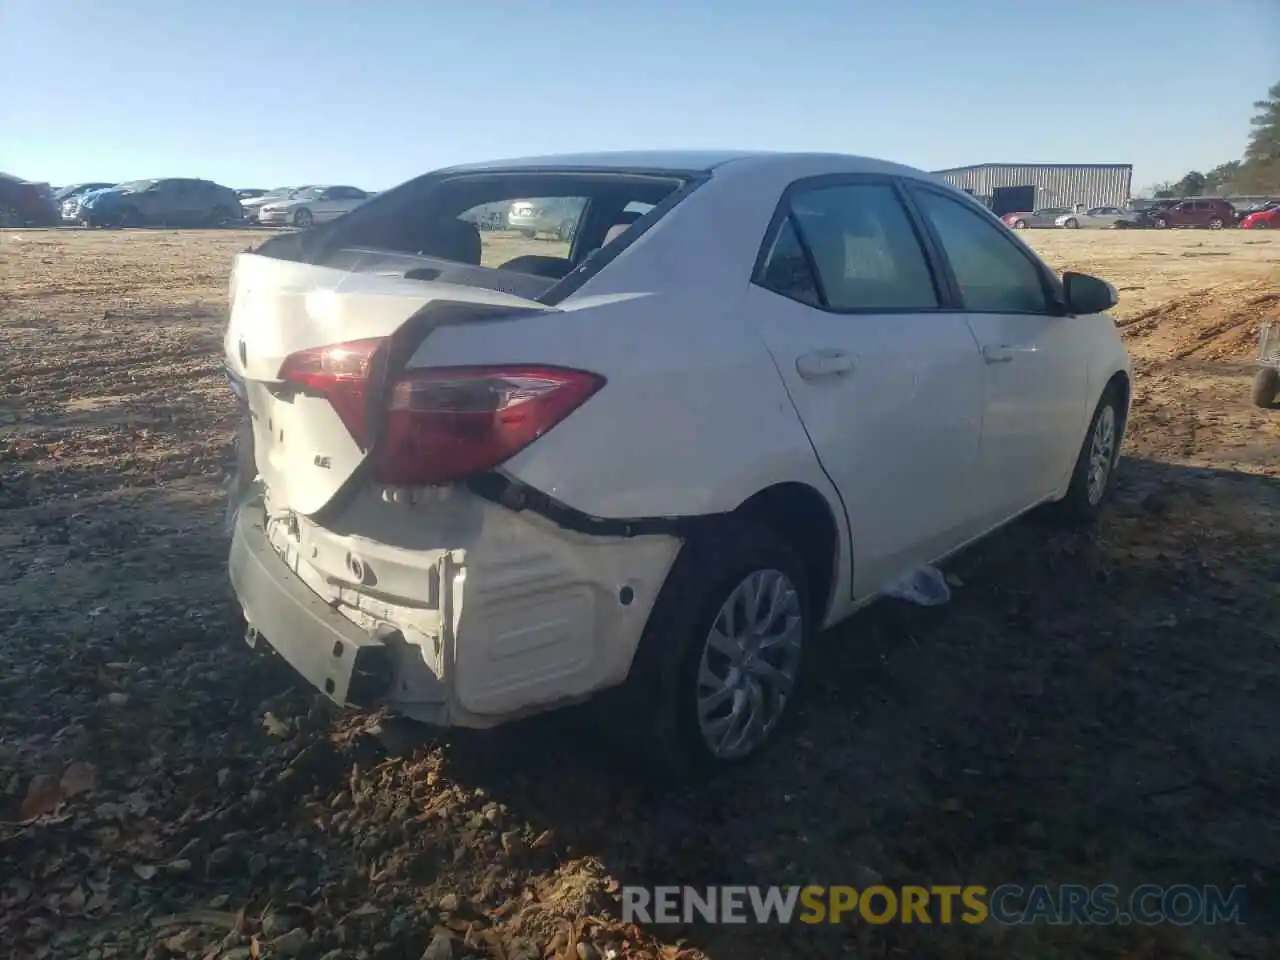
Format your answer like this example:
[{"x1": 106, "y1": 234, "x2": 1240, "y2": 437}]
[
  {"x1": 758, "y1": 182, "x2": 939, "y2": 311},
  {"x1": 911, "y1": 188, "x2": 1051, "y2": 315}
]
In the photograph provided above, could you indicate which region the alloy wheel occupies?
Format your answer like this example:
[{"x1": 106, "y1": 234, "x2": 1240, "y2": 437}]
[
  {"x1": 695, "y1": 568, "x2": 803, "y2": 760},
  {"x1": 1087, "y1": 405, "x2": 1117, "y2": 506}
]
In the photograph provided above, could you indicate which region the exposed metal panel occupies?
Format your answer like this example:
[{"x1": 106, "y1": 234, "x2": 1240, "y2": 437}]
[{"x1": 933, "y1": 164, "x2": 1133, "y2": 209}]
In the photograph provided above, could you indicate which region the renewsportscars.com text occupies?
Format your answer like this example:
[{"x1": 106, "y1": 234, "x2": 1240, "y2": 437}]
[{"x1": 621, "y1": 884, "x2": 1248, "y2": 926}]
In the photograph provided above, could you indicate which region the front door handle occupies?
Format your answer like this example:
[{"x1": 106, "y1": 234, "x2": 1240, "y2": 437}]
[
  {"x1": 982, "y1": 344, "x2": 1016, "y2": 364},
  {"x1": 796, "y1": 349, "x2": 854, "y2": 380}
]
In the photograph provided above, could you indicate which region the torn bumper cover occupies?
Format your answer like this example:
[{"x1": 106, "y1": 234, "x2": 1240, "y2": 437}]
[
  {"x1": 227, "y1": 487, "x2": 682, "y2": 728},
  {"x1": 230, "y1": 507, "x2": 394, "y2": 708}
]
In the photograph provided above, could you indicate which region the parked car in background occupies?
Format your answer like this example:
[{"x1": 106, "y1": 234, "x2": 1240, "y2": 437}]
[
  {"x1": 0, "y1": 173, "x2": 59, "y2": 226},
  {"x1": 1235, "y1": 200, "x2": 1278, "y2": 224},
  {"x1": 222, "y1": 149, "x2": 1131, "y2": 774},
  {"x1": 1002, "y1": 207, "x2": 1072, "y2": 229},
  {"x1": 1240, "y1": 204, "x2": 1280, "y2": 230},
  {"x1": 255, "y1": 185, "x2": 369, "y2": 227},
  {"x1": 506, "y1": 197, "x2": 584, "y2": 239},
  {"x1": 78, "y1": 178, "x2": 242, "y2": 227},
  {"x1": 240, "y1": 187, "x2": 308, "y2": 223},
  {"x1": 57, "y1": 182, "x2": 117, "y2": 221},
  {"x1": 1139, "y1": 198, "x2": 1235, "y2": 229},
  {"x1": 237, "y1": 188, "x2": 268, "y2": 200},
  {"x1": 1055, "y1": 206, "x2": 1139, "y2": 229}
]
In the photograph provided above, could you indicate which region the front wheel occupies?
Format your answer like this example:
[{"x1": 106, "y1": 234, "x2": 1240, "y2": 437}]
[
  {"x1": 1253, "y1": 367, "x2": 1279, "y2": 408},
  {"x1": 611, "y1": 520, "x2": 810, "y2": 779},
  {"x1": 1013, "y1": 219, "x2": 1027, "y2": 229},
  {"x1": 1153, "y1": 216, "x2": 1169, "y2": 229},
  {"x1": 293, "y1": 208, "x2": 314, "y2": 228},
  {"x1": 1048, "y1": 385, "x2": 1124, "y2": 523},
  {"x1": 1063, "y1": 218, "x2": 1079, "y2": 229}
]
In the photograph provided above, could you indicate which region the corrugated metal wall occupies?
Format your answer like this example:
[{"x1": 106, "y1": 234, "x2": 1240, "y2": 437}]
[{"x1": 932, "y1": 164, "x2": 1134, "y2": 209}]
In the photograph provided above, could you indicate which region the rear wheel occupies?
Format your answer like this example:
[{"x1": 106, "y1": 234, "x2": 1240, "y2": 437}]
[
  {"x1": 1253, "y1": 367, "x2": 1279, "y2": 408},
  {"x1": 1153, "y1": 216, "x2": 1169, "y2": 229},
  {"x1": 1208, "y1": 217, "x2": 1225, "y2": 230},
  {"x1": 1048, "y1": 385, "x2": 1124, "y2": 522},
  {"x1": 293, "y1": 208, "x2": 314, "y2": 228},
  {"x1": 1063, "y1": 218, "x2": 1079, "y2": 229},
  {"x1": 208, "y1": 205, "x2": 235, "y2": 227},
  {"x1": 1013, "y1": 218, "x2": 1027, "y2": 229},
  {"x1": 611, "y1": 520, "x2": 810, "y2": 779}
]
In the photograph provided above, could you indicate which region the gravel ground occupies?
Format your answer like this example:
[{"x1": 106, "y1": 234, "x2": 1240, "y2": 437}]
[{"x1": 1, "y1": 227, "x2": 1279, "y2": 960}]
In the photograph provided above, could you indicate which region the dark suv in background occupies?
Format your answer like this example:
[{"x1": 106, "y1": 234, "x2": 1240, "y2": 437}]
[
  {"x1": 1141, "y1": 198, "x2": 1235, "y2": 229},
  {"x1": 0, "y1": 173, "x2": 58, "y2": 227}
]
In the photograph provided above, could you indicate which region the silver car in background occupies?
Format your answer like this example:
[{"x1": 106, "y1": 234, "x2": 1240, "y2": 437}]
[
  {"x1": 506, "y1": 197, "x2": 584, "y2": 240},
  {"x1": 1002, "y1": 206, "x2": 1072, "y2": 229},
  {"x1": 1056, "y1": 206, "x2": 1140, "y2": 229}
]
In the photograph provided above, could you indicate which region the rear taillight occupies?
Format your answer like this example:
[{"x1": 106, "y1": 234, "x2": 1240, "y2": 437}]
[
  {"x1": 277, "y1": 338, "x2": 383, "y2": 448},
  {"x1": 278, "y1": 340, "x2": 603, "y2": 485},
  {"x1": 373, "y1": 366, "x2": 603, "y2": 485}
]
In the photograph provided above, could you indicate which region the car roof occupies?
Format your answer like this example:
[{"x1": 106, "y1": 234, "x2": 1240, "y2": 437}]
[{"x1": 433, "y1": 150, "x2": 930, "y2": 179}]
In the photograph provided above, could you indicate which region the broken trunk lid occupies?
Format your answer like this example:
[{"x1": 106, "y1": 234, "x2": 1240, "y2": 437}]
[{"x1": 226, "y1": 252, "x2": 554, "y2": 517}]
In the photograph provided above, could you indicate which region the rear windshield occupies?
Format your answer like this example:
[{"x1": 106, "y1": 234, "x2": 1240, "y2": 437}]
[{"x1": 254, "y1": 169, "x2": 696, "y2": 302}]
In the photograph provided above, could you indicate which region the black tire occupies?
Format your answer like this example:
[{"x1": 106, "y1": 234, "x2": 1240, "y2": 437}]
[
  {"x1": 0, "y1": 203, "x2": 21, "y2": 227},
  {"x1": 1253, "y1": 368, "x2": 1279, "y2": 408},
  {"x1": 208, "y1": 205, "x2": 234, "y2": 227},
  {"x1": 519, "y1": 228, "x2": 536, "y2": 239},
  {"x1": 293, "y1": 208, "x2": 314, "y2": 228},
  {"x1": 1253, "y1": 221, "x2": 1270, "y2": 230},
  {"x1": 1063, "y1": 218, "x2": 1079, "y2": 229},
  {"x1": 557, "y1": 219, "x2": 576, "y2": 242},
  {"x1": 1047, "y1": 384, "x2": 1124, "y2": 523},
  {"x1": 119, "y1": 206, "x2": 142, "y2": 228},
  {"x1": 1013, "y1": 219, "x2": 1027, "y2": 229},
  {"x1": 608, "y1": 519, "x2": 811, "y2": 780},
  {"x1": 1208, "y1": 217, "x2": 1224, "y2": 230},
  {"x1": 1153, "y1": 216, "x2": 1169, "y2": 229}
]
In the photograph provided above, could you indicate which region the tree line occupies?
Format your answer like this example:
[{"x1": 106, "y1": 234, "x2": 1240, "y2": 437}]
[{"x1": 1149, "y1": 81, "x2": 1280, "y2": 198}]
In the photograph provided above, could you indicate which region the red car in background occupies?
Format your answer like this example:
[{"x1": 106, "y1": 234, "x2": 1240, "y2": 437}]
[
  {"x1": 0, "y1": 173, "x2": 58, "y2": 227},
  {"x1": 1239, "y1": 204, "x2": 1279, "y2": 229}
]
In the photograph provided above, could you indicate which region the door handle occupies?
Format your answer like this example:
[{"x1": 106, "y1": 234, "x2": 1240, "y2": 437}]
[
  {"x1": 796, "y1": 349, "x2": 854, "y2": 380},
  {"x1": 982, "y1": 344, "x2": 1016, "y2": 364}
]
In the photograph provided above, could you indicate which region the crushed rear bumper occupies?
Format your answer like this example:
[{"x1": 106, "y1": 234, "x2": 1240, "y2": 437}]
[{"x1": 230, "y1": 504, "x2": 396, "y2": 709}]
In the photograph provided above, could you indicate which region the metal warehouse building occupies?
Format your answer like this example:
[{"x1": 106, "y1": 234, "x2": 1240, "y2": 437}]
[{"x1": 931, "y1": 163, "x2": 1134, "y2": 216}]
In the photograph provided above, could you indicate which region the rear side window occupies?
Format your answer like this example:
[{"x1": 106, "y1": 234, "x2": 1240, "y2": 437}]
[
  {"x1": 911, "y1": 188, "x2": 1051, "y2": 315},
  {"x1": 757, "y1": 182, "x2": 939, "y2": 311}
]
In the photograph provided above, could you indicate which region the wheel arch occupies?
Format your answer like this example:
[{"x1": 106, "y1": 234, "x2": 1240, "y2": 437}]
[{"x1": 733, "y1": 481, "x2": 843, "y2": 628}]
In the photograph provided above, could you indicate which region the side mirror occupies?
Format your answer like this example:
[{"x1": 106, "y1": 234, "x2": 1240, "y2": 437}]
[{"x1": 1062, "y1": 271, "x2": 1118, "y2": 315}]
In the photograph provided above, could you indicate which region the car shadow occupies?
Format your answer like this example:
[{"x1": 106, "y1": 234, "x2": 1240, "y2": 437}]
[{"x1": 407, "y1": 456, "x2": 1280, "y2": 956}]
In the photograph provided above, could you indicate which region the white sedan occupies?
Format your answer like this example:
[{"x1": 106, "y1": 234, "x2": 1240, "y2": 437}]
[
  {"x1": 223, "y1": 150, "x2": 1130, "y2": 775},
  {"x1": 1056, "y1": 206, "x2": 1138, "y2": 229},
  {"x1": 256, "y1": 184, "x2": 371, "y2": 227}
]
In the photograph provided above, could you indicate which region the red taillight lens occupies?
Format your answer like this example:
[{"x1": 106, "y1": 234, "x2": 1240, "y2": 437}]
[
  {"x1": 373, "y1": 366, "x2": 604, "y2": 485},
  {"x1": 277, "y1": 338, "x2": 384, "y2": 448}
]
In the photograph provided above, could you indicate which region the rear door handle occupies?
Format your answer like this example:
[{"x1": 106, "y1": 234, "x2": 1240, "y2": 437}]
[
  {"x1": 982, "y1": 344, "x2": 1016, "y2": 364},
  {"x1": 796, "y1": 349, "x2": 854, "y2": 380}
]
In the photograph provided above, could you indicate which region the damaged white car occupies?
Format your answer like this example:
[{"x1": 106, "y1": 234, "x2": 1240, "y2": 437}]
[{"x1": 223, "y1": 150, "x2": 1131, "y2": 773}]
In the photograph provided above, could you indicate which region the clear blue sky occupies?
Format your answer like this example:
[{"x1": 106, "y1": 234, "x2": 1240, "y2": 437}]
[{"x1": 3, "y1": 0, "x2": 1275, "y2": 193}]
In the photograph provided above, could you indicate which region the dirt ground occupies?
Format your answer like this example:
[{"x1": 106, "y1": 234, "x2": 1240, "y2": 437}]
[{"x1": 1, "y1": 227, "x2": 1278, "y2": 960}]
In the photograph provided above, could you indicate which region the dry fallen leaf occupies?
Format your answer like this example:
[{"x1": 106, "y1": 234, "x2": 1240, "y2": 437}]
[
  {"x1": 531, "y1": 829, "x2": 556, "y2": 851},
  {"x1": 20, "y1": 774, "x2": 63, "y2": 819},
  {"x1": 60, "y1": 761, "x2": 98, "y2": 798}
]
